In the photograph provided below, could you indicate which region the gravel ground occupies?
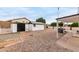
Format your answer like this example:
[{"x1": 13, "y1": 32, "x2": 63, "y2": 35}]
[{"x1": 0, "y1": 29, "x2": 72, "y2": 52}]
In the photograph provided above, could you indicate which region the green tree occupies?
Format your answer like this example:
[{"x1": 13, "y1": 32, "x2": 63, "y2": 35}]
[
  {"x1": 50, "y1": 22, "x2": 56, "y2": 26},
  {"x1": 71, "y1": 22, "x2": 78, "y2": 27},
  {"x1": 50, "y1": 22, "x2": 56, "y2": 29},
  {"x1": 59, "y1": 22, "x2": 63, "y2": 27},
  {"x1": 50, "y1": 22, "x2": 63, "y2": 28},
  {"x1": 36, "y1": 17, "x2": 46, "y2": 23}
]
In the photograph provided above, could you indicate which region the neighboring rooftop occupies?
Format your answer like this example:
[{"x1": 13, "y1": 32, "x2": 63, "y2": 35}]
[
  {"x1": 56, "y1": 13, "x2": 79, "y2": 20},
  {"x1": 56, "y1": 13, "x2": 79, "y2": 22}
]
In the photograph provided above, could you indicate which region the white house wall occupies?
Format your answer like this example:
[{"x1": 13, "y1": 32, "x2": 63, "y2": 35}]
[
  {"x1": 28, "y1": 24, "x2": 32, "y2": 31},
  {"x1": 11, "y1": 24, "x2": 17, "y2": 32},
  {"x1": 25, "y1": 24, "x2": 29, "y2": 31},
  {"x1": 25, "y1": 24, "x2": 44, "y2": 31},
  {"x1": 25, "y1": 24, "x2": 32, "y2": 31},
  {"x1": 32, "y1": 24, "x2": 44, "y2": 31}
]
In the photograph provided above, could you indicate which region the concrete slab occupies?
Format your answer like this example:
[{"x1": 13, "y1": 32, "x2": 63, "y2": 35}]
[{"x1": 56, "y1": 33, "x2": 79, "y2": 51}]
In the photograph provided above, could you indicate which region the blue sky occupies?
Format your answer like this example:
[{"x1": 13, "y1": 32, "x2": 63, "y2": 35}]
[{"x1": 0, "y1": 7, "x2": 78, "y2": 24}]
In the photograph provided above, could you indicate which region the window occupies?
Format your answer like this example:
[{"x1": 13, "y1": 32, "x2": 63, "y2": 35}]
[{"x1": 33, "y1": 24, "x2": 36, "y2": 27}]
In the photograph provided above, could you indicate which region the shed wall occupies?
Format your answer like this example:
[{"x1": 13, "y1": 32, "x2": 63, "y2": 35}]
[
  {"x1": 25, "y1": 24, "x2": 44, "y2": 31},
  {"x1": 11, "y1": 24, "x2": 17, "y2": 32},
  {"x1": 11, "y1": 24, "x2": 44, "y2": 32}
]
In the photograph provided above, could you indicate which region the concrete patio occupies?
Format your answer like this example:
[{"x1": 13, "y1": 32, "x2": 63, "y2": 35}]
[{"x1": 56, "y1": 32, "x2": 79, "y2": 52}]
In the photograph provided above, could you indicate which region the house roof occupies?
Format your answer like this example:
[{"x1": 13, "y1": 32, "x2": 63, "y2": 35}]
[
  {"x1": 0, "y1": 21, "x2": 11, "y2": 28},
  {"x1": 56, "y1": 13, "x2": 79, "y2": 22},
  {"x1": 56, "y1": 13, "x2": 79, "y2": 20}
]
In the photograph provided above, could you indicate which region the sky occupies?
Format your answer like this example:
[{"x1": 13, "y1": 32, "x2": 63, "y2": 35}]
[{"x1": 0, "y1": 7, "x2": 78, "y2": 24}]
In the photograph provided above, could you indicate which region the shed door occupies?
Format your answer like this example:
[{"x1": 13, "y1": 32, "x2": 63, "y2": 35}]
[{"x1": 17, "y1": 23, "x2": 25, "y2": 32}]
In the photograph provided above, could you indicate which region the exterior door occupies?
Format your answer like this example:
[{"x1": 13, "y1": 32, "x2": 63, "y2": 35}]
[{"x1": 17, "y1": 23, "x2": 25, "y2": 32}]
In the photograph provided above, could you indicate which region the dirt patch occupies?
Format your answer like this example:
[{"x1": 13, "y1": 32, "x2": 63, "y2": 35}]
[{"x1": 0, "y1": 29, "x2": 72, "y2": 52}]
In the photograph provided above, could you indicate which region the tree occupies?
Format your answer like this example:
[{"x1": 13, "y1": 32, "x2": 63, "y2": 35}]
[
  {"x1": 50, "y1": 22, "x2": 63, "y2": 29},
  {"x1": 71, "y1": 22, "x2": 78, "y2": 27},
  {"x1": 50, "y1": 22, "x2": 56, "y2": 29},
  {"x1": 59, "y1": 22, "x2": 63, "y2": 27},
  {"x1": 50, "y1": 22, "x2": 56, "y2": 27},
  {"x1": 36, "y1": 17, "x2": 46, "y2": 23}
]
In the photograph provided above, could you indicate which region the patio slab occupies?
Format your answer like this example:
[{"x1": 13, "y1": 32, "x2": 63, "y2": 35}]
[{"x1": 56, "y1": 32, "x2": 79, "y2": 51}]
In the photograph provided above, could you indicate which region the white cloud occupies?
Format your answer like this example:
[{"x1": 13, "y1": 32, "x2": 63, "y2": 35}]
[
  {"x1": 0, "y1": 7, "x2": 77, "y2": 24},
  {"x1": 59, "y1": 7, "x2": 77, "y2": 17},
  {"x1": 46, "y1": 15, "x2": 57, "y2": 24}
]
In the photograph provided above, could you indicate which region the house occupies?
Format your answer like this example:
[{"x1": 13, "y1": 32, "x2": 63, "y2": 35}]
[{"x1": 0, "y1": 17, "x2": 45, "y2": 34}]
